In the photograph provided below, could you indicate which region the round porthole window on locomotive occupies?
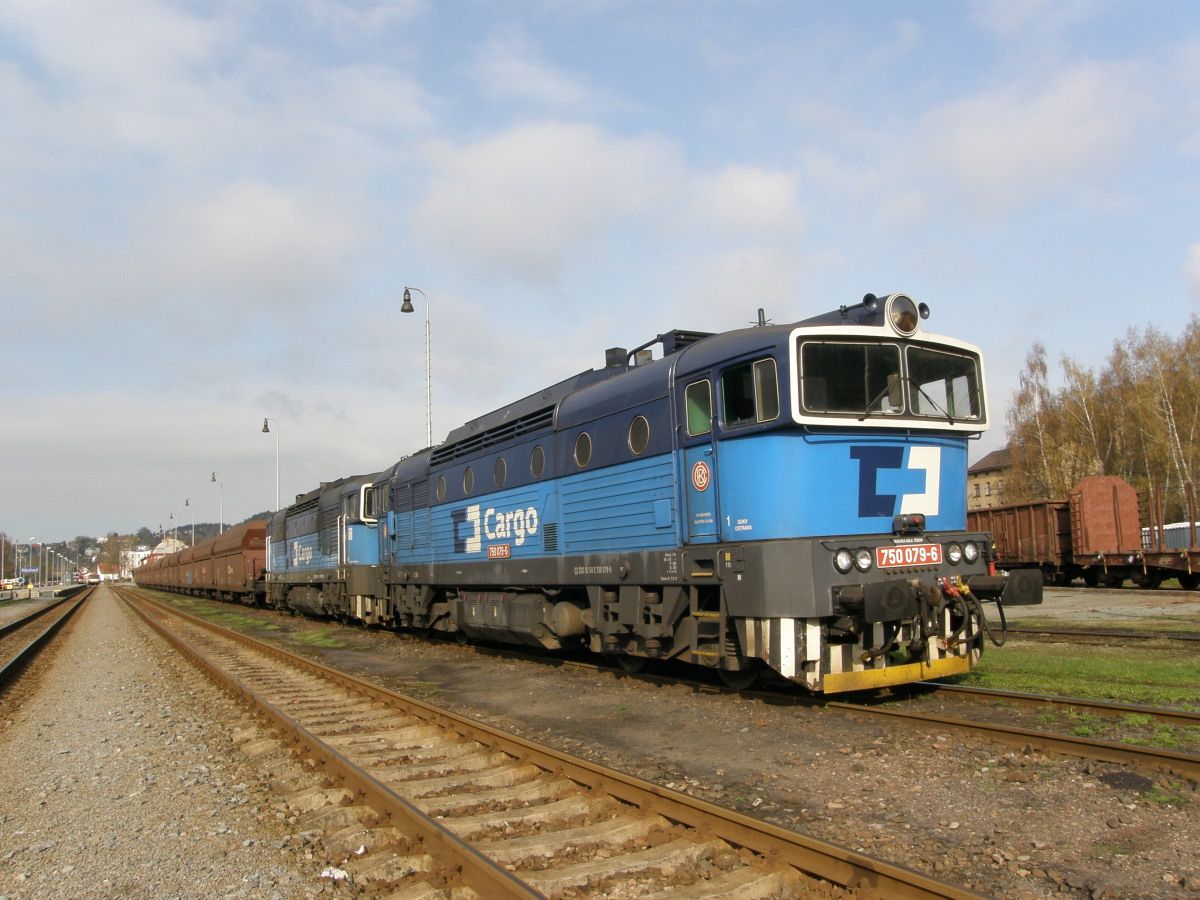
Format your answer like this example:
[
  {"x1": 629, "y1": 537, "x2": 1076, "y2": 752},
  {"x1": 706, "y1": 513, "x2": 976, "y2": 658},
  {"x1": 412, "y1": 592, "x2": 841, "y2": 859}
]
[
  {"x1": 628, "y1": 415, "x2": 650, "y2": 456},
  {"x1": 494, "y1": 457, "x2": 507, "y2": 487},
  {"x1": 574, "y1": 432, "x2": 592, "y2": 468},
  {"x1": 530, "y1": 445, "x2": 545, "y2": 478},
  {"x1": 463, "y1": 467, "x2": 475, "y2": 495},
  {"x1": 436, "y1": 475, "x2": 446, "y2": 502}
]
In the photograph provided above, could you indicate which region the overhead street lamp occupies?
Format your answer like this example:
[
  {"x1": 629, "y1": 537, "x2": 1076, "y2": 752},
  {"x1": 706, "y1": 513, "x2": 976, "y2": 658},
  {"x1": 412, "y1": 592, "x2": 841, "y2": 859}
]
[
  {"x1": 262, "y1": 418, "x2": 280, "y2": 511},
  {"x1": 400, "y1": 286, "x2": 433, "y2": 448},
  {"x1": 211, "y1": 472, "x2": 224, "y2": 534}
]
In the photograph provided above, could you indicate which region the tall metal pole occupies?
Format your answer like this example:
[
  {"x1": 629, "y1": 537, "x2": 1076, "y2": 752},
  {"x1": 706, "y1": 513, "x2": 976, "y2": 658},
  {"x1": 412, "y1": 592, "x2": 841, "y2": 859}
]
[
  {"x1": 212, "y1": 472, "x2": 224, "y2": 534},
  {"x1": 401, "y1": 287, "x2": 432, "y2": 448},
  {"x1": 262, "y1": 418, "x2": 280, "y2": 511},
  {"x1": 424, "y1": 304, "x2": 432, "y2": 449}
]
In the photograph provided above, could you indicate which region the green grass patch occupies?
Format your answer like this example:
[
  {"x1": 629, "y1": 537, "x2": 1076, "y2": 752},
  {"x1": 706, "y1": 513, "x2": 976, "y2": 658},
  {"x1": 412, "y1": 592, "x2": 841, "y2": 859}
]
[
  {"x1": 959, "y1": 642, "x2": 1200, "y2": 708},
  {"x1": 155, "y1": 595, "x2": 282, "y2": 632},
  {"x1": 1005, "y1": 614, "x2": 1198, "y2": 635},
  {"x1": 287, "y1": 626, "x2": 350, "y2": 650},
  {"x1": 1145, "y1": 780, "x2": 1190, "y2": 808},
  {"x1": 392, "y1": 679, "x2": 443, "y2": 698}
]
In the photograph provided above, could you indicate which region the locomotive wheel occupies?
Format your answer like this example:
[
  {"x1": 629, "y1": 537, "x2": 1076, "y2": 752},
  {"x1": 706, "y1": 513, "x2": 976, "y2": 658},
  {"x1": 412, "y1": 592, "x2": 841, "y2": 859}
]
[
  {"x1": 615, "y1": 654, "x2": 647, "y2": 674},
  {"x1": 718, "y1": 666, "x2": 760, "y2": 691},
  {"x1": 1179, "y1": 573, "x2": 1200, "y2": 591}
]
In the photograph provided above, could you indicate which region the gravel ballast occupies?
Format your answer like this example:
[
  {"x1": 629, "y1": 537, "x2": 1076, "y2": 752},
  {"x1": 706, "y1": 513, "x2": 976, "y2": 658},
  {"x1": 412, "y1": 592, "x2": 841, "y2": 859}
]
[{"x1": 0, "y1": 588, "x2": 330, "y2": 899}]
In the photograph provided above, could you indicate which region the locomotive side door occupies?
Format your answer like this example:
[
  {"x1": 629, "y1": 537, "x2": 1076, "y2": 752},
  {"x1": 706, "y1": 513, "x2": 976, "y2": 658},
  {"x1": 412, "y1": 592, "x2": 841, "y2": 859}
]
[{"x1": 681, "y1": 378, "x2": 719, "y2": 543}]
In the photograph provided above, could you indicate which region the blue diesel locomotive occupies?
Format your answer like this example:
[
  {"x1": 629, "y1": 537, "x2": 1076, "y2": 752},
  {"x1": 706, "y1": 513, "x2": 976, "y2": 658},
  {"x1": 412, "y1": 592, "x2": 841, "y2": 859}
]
[{"x1": 264, "y1": 293, "x2": 1041, "y2": 692}]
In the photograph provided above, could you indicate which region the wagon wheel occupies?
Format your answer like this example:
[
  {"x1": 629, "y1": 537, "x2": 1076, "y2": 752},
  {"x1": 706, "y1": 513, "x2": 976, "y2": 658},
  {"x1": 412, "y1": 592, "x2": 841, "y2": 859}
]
[
  {"x1": 1178, "y1": 572, "x2": 1200, "y2": 591},
  {"x1": 1082, "y1": 569, "x2": 1100, "y2": 588},
  {"x1": 1135, "y1": 573, "x2": 1163, "y2": 590}
]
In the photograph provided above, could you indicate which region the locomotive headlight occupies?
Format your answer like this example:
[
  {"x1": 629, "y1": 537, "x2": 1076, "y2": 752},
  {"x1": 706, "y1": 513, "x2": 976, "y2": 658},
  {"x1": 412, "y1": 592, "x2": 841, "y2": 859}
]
[
  {"x1": 946, "y1": 542, "x2": 963, "y2": 564},
  {"x1": 834, "y1": 549, "x2": 854, "y2": 574},
  {"x1": 884, "y1": 293, "x2": 931, "y2": 337},
  {"x1": 963, "y1": 541, "x2": 980, "y2": 563},
  {"x1": 854, "y1": 548, "x2": 873, "y2": 572}
]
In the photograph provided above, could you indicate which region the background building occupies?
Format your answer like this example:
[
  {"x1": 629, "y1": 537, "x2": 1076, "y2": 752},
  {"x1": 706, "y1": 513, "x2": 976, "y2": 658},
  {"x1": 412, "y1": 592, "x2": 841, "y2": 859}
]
[{"x1": 968, "y1": 447, "x2": 1011, "y2": 510}]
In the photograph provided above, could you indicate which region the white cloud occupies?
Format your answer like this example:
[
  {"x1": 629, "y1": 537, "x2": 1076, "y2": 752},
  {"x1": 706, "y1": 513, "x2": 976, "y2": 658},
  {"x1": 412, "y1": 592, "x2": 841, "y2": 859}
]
[
  {"x1": 471, "y1": 27, "x2": 603, "y2": 110},
  {"x1": 304, "y1": 0, "x2": 426, "y2": 34},
  {"x1": 151, "y1": 181, "x2": 361, "y2": 307},
  {"x1": 1186, "y1": 244, "x2": 1200, "y2": 298},
  {"x1": 412, "y1": 120, "x2": 812, "y2": 288},
  {"x1": 970, "y1": 0, "x2": 1098, "y2": 39},
  {"x1": 0, "y1": 0, "x2": 228, "y2": 87},
  {"x1": 921, "y1": 62, "x2": 1147, "y2": 215},
  {"x1": 413, "y1": 122, "x2": 683, "y2": 282},
  {"x1": 690, "y1": 165, "x2": 803, "y2": 239}
]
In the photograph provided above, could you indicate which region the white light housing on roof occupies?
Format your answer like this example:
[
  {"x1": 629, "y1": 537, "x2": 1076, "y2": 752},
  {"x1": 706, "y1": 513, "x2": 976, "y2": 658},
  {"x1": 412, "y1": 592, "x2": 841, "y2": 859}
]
[{"x1": 885, "y1": 293, "x2": 930, "y2": 336}]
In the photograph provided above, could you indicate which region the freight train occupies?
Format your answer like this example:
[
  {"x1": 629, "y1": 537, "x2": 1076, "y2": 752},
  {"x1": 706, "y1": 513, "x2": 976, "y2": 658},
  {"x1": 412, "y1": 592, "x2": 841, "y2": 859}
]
[
  {"x1": 968, "y1": 475, "x2": 1200, "y2": 590},
  {"x1": 136, "y1": 293, "x2": 1041, "y2": 692}
]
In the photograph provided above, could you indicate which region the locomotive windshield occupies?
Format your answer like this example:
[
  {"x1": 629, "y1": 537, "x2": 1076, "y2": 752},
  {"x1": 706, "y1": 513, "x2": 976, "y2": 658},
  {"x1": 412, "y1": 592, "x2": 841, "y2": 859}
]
[
  {"x1": 906, "y1": 346, "x2": 982, "y2": 422},
  {"x1": 797, "y1": 338, "x2": 983, "y2": 425},
  {"x1": 799, "y1": 341, "x2": 902, "y2": 415}
]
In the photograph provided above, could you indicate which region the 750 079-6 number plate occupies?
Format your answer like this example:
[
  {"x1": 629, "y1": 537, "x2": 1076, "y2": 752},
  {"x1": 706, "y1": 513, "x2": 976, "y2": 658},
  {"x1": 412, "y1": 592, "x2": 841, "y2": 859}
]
[{"x1": 876, "y1": 543, "x2": 943, "y2": 569}]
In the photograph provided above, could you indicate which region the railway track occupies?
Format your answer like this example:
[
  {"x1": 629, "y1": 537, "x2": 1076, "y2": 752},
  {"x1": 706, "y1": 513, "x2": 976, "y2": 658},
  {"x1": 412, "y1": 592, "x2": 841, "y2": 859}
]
[
  {"x1": 907, "y1": 682, "x2": 1200, "y2": 729},
  {"x1": 828, "y1": 696, "x2": 1200, "y2": 782},
  {"x1": 0, "y1": 586, "x2": 93, "y2": 690},
  {"x1": 115, "y1": 586, "x2": 982, "y2": 899},
  {"x1": 467, "y1": 639, "x2": 1200, "y2": 780},
  {"x1": 1004, "y1": 625, "x2": 1200, "y2": 643},
  {"x1": 452, "y1": 635, "x2": 1200, "y2": 778}
]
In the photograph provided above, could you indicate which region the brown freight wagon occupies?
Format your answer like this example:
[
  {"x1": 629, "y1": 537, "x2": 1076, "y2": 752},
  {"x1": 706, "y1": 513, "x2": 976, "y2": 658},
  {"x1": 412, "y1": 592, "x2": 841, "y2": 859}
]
[
  {"x1": 969, "y1": 475, "x2": 1199, "y2": 589},
  {"x1": 209, "y1": 520, "x2": 266, "y2": 603},
  {"x1": 134, "y1": 520, "x2": 267, "y2": 602}
]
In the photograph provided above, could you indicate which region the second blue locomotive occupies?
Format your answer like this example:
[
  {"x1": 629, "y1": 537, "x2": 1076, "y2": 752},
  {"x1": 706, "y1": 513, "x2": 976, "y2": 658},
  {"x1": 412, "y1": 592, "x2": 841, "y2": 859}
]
[{"x1": 265, "y1": 293, "x2": 1041, "y2": 692}]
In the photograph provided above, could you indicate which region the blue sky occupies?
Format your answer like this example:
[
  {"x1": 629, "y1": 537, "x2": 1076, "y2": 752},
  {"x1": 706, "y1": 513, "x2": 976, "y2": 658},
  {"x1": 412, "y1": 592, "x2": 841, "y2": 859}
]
[{"x1": 1, "y1": 0, "x2": 1198, "y2": 542}]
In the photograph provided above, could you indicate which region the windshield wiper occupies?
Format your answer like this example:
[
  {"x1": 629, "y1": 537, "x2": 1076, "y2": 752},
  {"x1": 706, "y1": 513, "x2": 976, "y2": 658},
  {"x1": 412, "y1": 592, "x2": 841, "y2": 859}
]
[
  {"x1": 857, "y1": 373, "x2": 903, "y2": 421},
  {"x1": 910, "y1": 380, "x2": 956, "y2": 425},
  {"x1": 857, "y1": 384, "x2": 895, "y2": 421}
]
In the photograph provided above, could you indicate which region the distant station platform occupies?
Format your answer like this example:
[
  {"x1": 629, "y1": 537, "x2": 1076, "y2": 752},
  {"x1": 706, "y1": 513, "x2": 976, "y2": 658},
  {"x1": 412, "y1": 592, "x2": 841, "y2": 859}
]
[{"x1": 1004, "y1": 585, "x2": 1200, "y2": 624}]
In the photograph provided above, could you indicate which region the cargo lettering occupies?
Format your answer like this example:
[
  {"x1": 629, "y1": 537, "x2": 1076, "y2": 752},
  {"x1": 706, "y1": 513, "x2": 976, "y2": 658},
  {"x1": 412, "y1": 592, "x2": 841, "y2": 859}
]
[{"x1": 453, "y1": 503, "x2": 540, "y2": 554}]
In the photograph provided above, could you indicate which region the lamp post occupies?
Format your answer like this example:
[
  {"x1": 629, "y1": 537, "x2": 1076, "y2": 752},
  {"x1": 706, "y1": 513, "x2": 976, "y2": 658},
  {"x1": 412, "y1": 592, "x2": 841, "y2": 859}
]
[
  {"x1": 211, "y1": 472, "x2": 224, "y2": 534},
  {"x1": 262, "y1": 418, "x2": 280, "y2": 511},
  {"x1": 400, "y1": 286, "x2": 432, "y2": 448},
  {"x1": 185, "y1": 498, "x2": 194, "y2": 545}
]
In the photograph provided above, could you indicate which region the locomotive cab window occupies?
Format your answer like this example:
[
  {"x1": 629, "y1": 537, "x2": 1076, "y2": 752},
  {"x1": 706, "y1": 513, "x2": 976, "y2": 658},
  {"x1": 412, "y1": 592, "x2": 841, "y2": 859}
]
[
  {"x1": 721, "y1": 358, "x2": 780, "y2": 427},
  {"x1": 905, "y1": 346, "x2": 982, "y2": 422},
  {"x1": 372, "y1": 483, "x2": 389, "y2": 516},
  {"x1": 360, "y1": 485, "x2": 377, "y2": 523},
  {"x1": 685, "y1": 380, "x2": 712, "y2": 436},
  {"x1": 800, "y1": 341, "x2": 902, "y2": 416}
]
